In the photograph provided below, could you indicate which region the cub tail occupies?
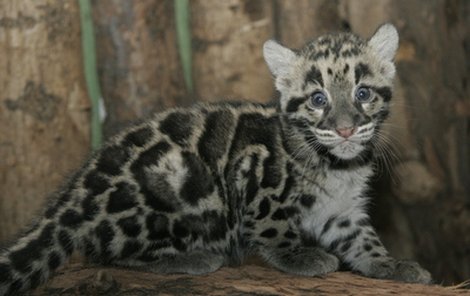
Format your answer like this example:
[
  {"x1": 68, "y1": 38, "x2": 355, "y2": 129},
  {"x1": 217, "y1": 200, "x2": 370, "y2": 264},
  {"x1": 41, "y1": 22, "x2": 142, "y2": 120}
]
[{"x1": 0, "y1": 196, "x2": 77, "y2": 295}]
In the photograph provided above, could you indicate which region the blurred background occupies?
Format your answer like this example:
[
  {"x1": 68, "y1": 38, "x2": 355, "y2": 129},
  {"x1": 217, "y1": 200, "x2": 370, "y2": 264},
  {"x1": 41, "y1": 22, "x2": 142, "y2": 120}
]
[{"x1": 0, "y1": 0, "x2": 468, "y2": 285}]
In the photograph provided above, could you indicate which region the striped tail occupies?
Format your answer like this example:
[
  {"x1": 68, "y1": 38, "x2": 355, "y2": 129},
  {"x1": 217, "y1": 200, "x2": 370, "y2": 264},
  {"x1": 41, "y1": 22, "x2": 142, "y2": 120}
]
[{"x1": 0, "y1": 213, "x2": 76, "y2": 295}]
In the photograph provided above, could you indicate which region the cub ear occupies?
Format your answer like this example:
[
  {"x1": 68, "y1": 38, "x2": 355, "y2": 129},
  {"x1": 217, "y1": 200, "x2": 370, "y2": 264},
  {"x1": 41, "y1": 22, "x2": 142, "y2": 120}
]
[
  {"x1": 368, "y1": 23, "x2": 399, "y2": 62},
  {"x1": 263, "y1": 40, "x2": 296, "y2": 77}
]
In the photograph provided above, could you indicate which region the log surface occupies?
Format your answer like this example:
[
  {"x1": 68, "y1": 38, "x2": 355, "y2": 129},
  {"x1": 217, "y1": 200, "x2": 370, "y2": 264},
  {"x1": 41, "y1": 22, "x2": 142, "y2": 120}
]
[{"x1": 33, "y1": 264, "x2": 469, "y2": 296}]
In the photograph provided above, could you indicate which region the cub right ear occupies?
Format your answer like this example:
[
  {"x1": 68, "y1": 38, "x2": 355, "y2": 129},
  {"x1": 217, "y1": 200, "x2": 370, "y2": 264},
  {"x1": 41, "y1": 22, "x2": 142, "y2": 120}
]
[{"x1": 263, "y1": 40, "x2": 296, "y2": 77}]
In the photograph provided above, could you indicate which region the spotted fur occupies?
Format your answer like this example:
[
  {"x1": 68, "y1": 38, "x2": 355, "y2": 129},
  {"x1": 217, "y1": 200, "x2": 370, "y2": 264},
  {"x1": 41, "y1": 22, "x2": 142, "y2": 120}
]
[{"x1": 0, "y1": 24, "x2": 431, "y2": 295}]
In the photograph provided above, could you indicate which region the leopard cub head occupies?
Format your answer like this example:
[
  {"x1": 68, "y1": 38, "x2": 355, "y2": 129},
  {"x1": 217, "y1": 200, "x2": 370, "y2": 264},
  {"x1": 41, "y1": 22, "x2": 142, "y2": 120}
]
[{"x1": 264, "y1": 24, "x2": 399, "y2": 160}]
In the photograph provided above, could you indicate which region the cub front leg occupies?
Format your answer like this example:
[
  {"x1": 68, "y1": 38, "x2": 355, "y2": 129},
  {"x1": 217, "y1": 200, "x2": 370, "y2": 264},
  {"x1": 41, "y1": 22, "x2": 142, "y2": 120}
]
[{"x1": 322, "y1": 214, "x2": 432, "y2": 284}]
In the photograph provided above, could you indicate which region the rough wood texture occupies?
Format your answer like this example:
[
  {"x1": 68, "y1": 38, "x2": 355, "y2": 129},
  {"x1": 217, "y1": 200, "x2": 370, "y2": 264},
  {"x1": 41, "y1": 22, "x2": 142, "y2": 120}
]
[
  {"x1": 0, "y1": 0, "x2": 90, "y2": 240},
  {"x1": 191, "y1": 0, "x2": 275, "y2": 102},
  {"x1": 32, "y1": 264, "x2": 469, "y2": 296},
  {"x1": 276, "y1": 0, "x2": 345, "y2": 48},
  {"x1": 91, "y1": 0, "x2": 189, "y2": 137}
]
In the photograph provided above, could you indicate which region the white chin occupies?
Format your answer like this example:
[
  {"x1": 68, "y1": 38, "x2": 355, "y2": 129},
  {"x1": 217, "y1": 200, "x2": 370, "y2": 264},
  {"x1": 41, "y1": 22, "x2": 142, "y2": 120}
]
[{"x1": 329, "y1": 142, "x2": 365, "y2": 160}]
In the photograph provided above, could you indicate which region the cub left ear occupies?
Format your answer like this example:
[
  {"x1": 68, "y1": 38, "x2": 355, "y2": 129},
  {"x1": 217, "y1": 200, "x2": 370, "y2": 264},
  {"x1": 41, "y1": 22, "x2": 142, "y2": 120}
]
[
  {"x1": 263, "y1": 40, "x2": 296, "y2": 77},
  {"x1": 368, "y1": 23, "x2": 399, "y2": 62}
]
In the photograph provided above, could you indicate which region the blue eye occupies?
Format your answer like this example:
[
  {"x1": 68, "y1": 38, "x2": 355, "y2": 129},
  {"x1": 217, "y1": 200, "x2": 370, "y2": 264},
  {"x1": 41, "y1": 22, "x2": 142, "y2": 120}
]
[
  {"x1": 355, "y1": 87, "x2": 371, "y2": 102},
  {"x1": 309, "y1": 92, "x2": 328, "y2": 108}
]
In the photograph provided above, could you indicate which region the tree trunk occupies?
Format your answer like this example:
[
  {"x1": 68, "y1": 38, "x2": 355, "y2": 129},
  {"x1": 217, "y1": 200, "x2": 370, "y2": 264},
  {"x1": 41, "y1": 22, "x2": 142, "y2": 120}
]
[
  {"x1": 32, "y1": 264, "x2": 469, "y2": 296},
  {"x1": 191, "y1": 0, "x2": 275, "y2": 103},
  {"x1": 91, "y1": 0, "x2": 189, "y2": 137},
  {"x1": 0, "y1": 0, "x2": 90, "y2": 241}
]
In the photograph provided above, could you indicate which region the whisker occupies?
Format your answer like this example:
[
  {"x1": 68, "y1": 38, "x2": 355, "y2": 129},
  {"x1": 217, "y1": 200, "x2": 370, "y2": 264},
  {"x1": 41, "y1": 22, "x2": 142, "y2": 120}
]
[{"x1": 371, "y1": 130, "x2": 403, "y2": 184}]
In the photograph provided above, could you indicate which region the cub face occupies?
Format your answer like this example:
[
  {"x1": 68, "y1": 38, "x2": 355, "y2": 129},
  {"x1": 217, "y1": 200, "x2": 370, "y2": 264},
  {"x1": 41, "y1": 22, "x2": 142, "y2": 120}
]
[{"x1": 264, "y1": 24, "x2": 399, "y2": 160}]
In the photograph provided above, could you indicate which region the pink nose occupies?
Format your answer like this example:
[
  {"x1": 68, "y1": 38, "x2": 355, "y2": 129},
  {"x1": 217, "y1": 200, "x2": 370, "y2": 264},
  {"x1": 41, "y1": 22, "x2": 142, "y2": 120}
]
[{"x1": 336, "y1": 127, "x2": 356, "y2": 138}]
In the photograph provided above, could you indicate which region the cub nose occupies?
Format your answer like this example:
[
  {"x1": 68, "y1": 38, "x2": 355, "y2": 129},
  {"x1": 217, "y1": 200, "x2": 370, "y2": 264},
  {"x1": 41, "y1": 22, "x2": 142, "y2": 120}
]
[{"x1": 336, "y1": 127, "x2": 356, "y2": 138}]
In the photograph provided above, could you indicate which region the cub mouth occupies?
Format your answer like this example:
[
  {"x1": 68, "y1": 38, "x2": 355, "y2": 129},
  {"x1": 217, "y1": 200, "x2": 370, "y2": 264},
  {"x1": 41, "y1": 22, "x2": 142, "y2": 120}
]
[
  {"x1": 313, "y1": 127, "x2": 372, "y2": 160},
  {"x1": 329, "y1": 141, "x2": 365, "y2": 160}
]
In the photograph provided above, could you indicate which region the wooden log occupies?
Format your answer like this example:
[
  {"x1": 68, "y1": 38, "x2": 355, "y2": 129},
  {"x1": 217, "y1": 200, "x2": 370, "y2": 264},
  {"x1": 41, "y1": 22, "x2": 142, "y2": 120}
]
[
  {"x1": 32, "y1": 264, "x2": 469, "y2": 296},
  {"x1": 0, "y1": 0, "x2": 90, "y2": 241}
]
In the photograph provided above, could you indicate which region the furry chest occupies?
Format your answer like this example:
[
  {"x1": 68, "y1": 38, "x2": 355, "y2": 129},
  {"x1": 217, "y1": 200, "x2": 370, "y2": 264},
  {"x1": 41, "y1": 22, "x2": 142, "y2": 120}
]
[
  {"x1": 295, "y1": 167, "x2": 372, "y2": 239},
  {"x1": 295, "y1": 165, "x2": 372, "y2": 202}
]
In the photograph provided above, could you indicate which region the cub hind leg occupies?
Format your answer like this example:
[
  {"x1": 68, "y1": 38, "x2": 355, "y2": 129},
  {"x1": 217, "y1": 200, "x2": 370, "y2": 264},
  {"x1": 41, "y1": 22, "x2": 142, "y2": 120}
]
[{"x1": 125, "y1": 251, "x2": 226, "y2": 275}]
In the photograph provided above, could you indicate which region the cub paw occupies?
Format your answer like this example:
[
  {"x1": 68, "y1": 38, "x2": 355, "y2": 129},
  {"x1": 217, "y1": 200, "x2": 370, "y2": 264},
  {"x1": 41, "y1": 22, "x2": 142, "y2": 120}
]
[
  {"x1": 367, "y1": 258, "x2": 432, "y2": 284},
  {"x1": 392, "y1": 260, "x2": 432, "y2": 284},
  {"x1": 310, "y1": 251, "x2": 340, "y2": 276},
  {"x1": 179, "y1": 253, "x2": 225, "y2": 275},
  {"x1": 266, "y1": 247, "x2": 339, "y2": 277}
]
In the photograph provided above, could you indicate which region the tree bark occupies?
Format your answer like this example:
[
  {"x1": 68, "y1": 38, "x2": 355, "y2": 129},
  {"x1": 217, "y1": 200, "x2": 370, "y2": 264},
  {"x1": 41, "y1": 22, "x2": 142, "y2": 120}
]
[
  {"x1": 32, "y1": 264, "x2": 469, "y2": 296},
  {"x1": 275, "y1": 0, "x2": 345, "y2": 48},
  {"x1": 91, "y1": 0, "x2": 189, "y2": 137},
  {"x1": 191, "y1": 0, "x2": 275, "y2": 103},
  {"x1": 0, "y1": 0, "x2": 90, "y2": 241}
]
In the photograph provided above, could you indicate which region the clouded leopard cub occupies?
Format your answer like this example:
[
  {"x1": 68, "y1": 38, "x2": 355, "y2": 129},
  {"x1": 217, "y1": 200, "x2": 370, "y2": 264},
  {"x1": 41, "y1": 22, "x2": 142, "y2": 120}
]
[{"x1": 0, "y1": 23, "x2": 431, "y2": 295}]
